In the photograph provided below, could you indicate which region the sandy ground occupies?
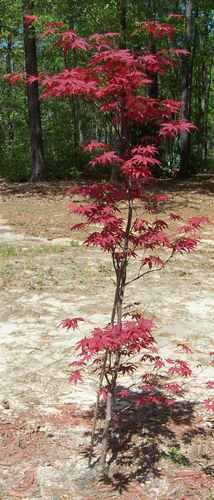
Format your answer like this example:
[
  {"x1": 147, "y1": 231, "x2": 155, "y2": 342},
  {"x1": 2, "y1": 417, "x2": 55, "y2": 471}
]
[{"x1": 0, "y1": 180, "x2": 213, "y2": 498}]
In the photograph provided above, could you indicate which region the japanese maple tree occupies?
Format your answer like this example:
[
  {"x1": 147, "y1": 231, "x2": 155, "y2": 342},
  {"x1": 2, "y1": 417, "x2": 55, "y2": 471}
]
[
  {"x1": 45, "y1": 20, "x2": 210, "y2": 473},
  {"x1": 6, "y1": 17, "x2": 212, "y2": 474}
]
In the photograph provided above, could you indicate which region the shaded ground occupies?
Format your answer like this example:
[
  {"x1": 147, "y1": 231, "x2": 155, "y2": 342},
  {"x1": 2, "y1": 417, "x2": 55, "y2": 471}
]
[
  {"x1": 0, "y1": 174, "x2": 213, "y2": 239},
  {"x1": 0, "y1": 179, "x2": 213, "y2": 499}
]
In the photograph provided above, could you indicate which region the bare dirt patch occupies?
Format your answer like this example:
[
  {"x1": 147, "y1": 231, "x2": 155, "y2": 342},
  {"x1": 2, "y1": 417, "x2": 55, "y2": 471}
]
[
  {"x1": 0, "y1": 176, "x2": 213, "y2": 239},
  {"x1": 0, "y1": 179, "x2": 74, "y2": 239},
  {"x1": 0, "y1": 179, "x2": 213, "y2": 498}
]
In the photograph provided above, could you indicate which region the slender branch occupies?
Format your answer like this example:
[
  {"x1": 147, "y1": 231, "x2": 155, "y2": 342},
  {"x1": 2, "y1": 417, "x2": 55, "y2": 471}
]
[
  {"x1": 104, "y1": 372, "x2": 111, "y2": 386},
  {"x1": 125, "y1": 251, "x2": 175, "y2": 286}
]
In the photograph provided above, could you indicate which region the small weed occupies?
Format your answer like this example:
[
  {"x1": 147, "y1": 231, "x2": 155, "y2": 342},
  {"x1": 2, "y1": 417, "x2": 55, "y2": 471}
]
[
  {"x1": 98, "y1": 263, "x2": 113, "y2": 276},
  {"x1": 69, "y1": 240, "x2": 82, "y2": 248},
  {"x1": 162, "y1": 445, "x2": 190, "y2": 466}
]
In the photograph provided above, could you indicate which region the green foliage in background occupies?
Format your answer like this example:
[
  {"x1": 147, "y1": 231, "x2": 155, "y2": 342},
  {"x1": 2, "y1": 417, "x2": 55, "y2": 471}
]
[{"x1": 0, "y1": 0, "x2": 213, "y2": 181}]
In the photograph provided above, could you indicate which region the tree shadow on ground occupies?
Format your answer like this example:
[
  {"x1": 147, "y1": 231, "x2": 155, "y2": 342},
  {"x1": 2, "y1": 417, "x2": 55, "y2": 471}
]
[
  {"x1": 156, "y1": 174, "x2": 214, "y2": 197},
  {"x1": 0, "y1": 173, "x2": 214, "y2": 199},
  {"x1": 0, "y1": 178, "x2": 71, "y2": 198},
  {"x1": 83, "y1": 389, "x2": 213, "y2": 494}
]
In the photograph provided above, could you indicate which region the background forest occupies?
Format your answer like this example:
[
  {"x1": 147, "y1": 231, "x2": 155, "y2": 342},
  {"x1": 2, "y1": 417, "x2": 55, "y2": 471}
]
[{"x1": 0, "y1": 0, "x2": 213, "y2": 182}]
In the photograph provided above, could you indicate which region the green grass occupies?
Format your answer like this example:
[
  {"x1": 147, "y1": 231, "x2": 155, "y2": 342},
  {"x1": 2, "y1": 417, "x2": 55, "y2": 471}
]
[
  {"x1": 161, "y1": 445, "x2": 190, "y2": 466},
  {"x1": 0, "y1": 241, "x2": 101, "y2": 291},
  {"x1": 0, "y1": 243, "x2": 69, "y2": 258}
]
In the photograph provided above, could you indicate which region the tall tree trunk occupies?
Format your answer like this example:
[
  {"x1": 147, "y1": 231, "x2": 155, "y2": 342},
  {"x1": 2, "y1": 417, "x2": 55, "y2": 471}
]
[
  {"x1": 6, "y1": 33, "x2": 15, "y2": 145},
  {"x1": 118, "y1": 0, "x2": 128, "y2": 48},
  {"x1": 23, "y1": 0, "x2": 46, "y2": 182},
  {"x1": 199, "y1": 14, "x2": 210, "y2": 164},
  {"x1": 204, "y1": 65, "x2": 212, "y2": 163},
  {"x1": 111, "y1": 0, "x2": 128, "y2": 182},
  {"x1": 148, "y1": 41, "x2": 158, "y2": 98},
  {"x1": 180, "y1": 0, "x2": 193, "y2": 176},
  {"x1": 67, "y1": 1, "x2": 83, "y2": 160}
]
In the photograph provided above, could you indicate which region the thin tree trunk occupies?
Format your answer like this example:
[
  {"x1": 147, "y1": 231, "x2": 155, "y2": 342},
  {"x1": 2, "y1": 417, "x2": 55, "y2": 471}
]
[
  {"x1": 148, "y1": 41, "x2": 158, "y2": 98},
  {"x1": 111, "y1": 0, "x2": 129, "y2": 182},
  {"x1": 23, "y1": 0, "x2": 46, "y2": 182},
  {"x1": 6, "y1": 34, "x2": 15, "y2": 145},
  {"x1": 99, "y1": 190, "x2": 133, "y2": 474},
  {"x1": 204, "y1": 65, "x2": 212, "y2": 162},
  {"x1": 180, "y1": 0, "x2": 193, "y2": 176},
  {"x1": 118, "y1": 0, "x2": 128, "y2": 48},
  {"x1": 99, "y1": 392, "x2": 112, "y2": 474},
  {"x1": 68, "y1": 1, "x2": 83, "y2": 158},
  {"x1": 201, "y1": 62, "x2": 211, "y2": 163}
]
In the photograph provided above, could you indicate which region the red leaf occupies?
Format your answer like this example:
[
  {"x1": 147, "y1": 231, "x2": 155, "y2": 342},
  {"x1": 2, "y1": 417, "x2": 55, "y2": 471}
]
[
  {"x1": 91, "y1": 49, "x2": 135, "y2": 66},
  {"x1": 118, "y1": 389, "x2": 130, "y2": 398},
  {"x1": 119, "y1": 363, "x2": 136, "y2": 374},
  {"x1": 177, "y1": 343, "x2": 193, "y2": 354},
  {"x1": 142, "y1": 21, "x2": 176, "y2": 40},
  {"x1": 90, "y1": 151, "x2": 122, "y2": 167},
  {"x1": 206, "y1": 381, "x2": 214, "y2": 389},
  {"x1": 171, "y1": 48, "x2": 191, "y2": 57},
  {"x1": 163, "y1": 382, "x2": 184, "y2": 395},
  {"x1": 24, "y1": 15, "x2": 38, "y2": 27},
  {"x1": 4, "y1": 72, "x2": 25, "y2": 85},
  {"x1": 203, "y1": 399, "x2": 214, "y2": 412},
  {"x1": 167, "y1": 359, "x2": 192, "y2": 377},
  {"x1": 70, "y1": 223, "x2": 87, "y2": 232},
  {"x1": 151, "y1": 194, "x2": 170, "y2": 203},
  {"x1": 173, "y1": 237, "x2": 198, "y2": 253},
  {"x1": 60, "y1": 318, "x2": 84, "y2": 330},
  {"x1": 26, "y1": 74, "x2": 40, "y2": 85},
  {"x1": 160, "y1": 120, "x2": 197, "y2": 138},
  {"x1": 169, "y1": 212, "x2": 182, "y2": 221},
  {"x1": 57, "y1": 30, "x2": 89, "y2": 54},
  {"x1": 142, "y1": 256, "x2": 164, "y2": 270},
  {"x1": 179, "y1": 216, "x2": 209, "y2": 233},
  {"x1": 136, "y1": 395, "x2": 174, "y2": 407},
  {"x1": 83, "y1": 141, "x2": 109, "y2": 153},
  {"x1": 69, "y1": 370, "x2": 83, "y2": 384}
]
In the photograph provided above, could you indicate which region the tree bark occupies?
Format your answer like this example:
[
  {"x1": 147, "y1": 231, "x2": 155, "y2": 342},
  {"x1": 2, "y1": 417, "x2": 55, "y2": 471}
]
[
  {"x1": 6, "y1": 33, "x2": 15, "y2": 144},
  {"x1": 67, "y1": 1, "x2": 83, "y2": 159},
  {"x1": 179, "y1": 0, "x2": 193, "y2": 177},
  {"x1": 148, "y1": 41, "x2": 158, "y2": 99},
  {"x1": 118, "y1": 0, "x2": 128, "y2": 48},
  {"x1": 23, "y1": 0, "x2": 46, "y2": 182}
]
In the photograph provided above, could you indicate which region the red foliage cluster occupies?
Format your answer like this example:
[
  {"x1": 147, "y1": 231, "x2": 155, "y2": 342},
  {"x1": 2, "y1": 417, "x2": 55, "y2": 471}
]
[
  {"x1": 136, "y1": 394, "x2": 174, "y2": 407},
  {"x1": 42, "y1": 21, "x2": 65, "y2": 37},
  {"x1": 83, "y1": 141, "x2": 109, "y2": 153},
  {"x1": 76, "y1": 318, "x2": 154, "y2": 356},
  {"x1": 179, "y1": 216, "x2": 209, "y2": 233},
  {"x1": 41, "y1": 68, "x2": 97, "y2": 98},
  {"x1": 142, "y1": 21, "x2": 176, "y2": 40},
  {"x1": 60, "y1": 317, "x2": 84, "y2": 330},
  {"x1": 4, "y1": 72, "x2": 26, "y2": 85},
  {"x1": 56, "y1": 30, "x2": 89, "y2": 54},
  {"x1": 166, "y1": 359, "x2": 192, "y2": 377},
  {"x1": 203, "y1": 399, "x2": 214, "y2": 412},
  {"x1": 160, "y1": 120, "x2": 197, "y2": 138},
  {"x1": 23, "y1": 15, "x2": 38, "y2": 27},
  {"x1": 90, "y1": 151, "x2": 122, "y2": 167},
  {"x1": 40, "y1": 25, "x2": 209, "y2": 418}
]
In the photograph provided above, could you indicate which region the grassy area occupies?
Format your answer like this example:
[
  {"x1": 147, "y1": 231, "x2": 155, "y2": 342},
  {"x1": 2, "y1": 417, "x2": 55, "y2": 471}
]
[{"x1": 0, "y1": 241, "x2": 113, "y2": 293}]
